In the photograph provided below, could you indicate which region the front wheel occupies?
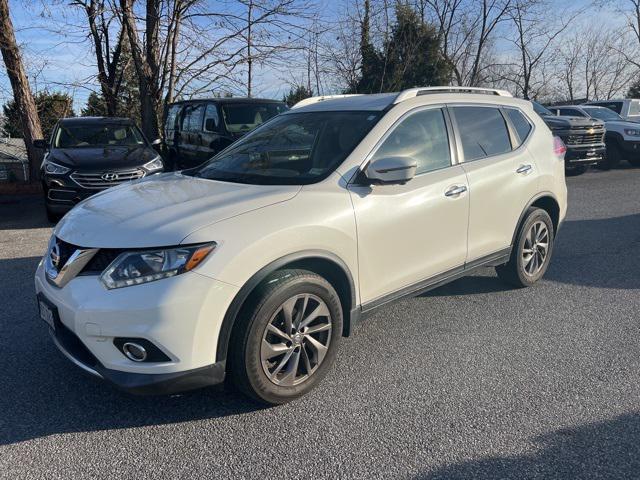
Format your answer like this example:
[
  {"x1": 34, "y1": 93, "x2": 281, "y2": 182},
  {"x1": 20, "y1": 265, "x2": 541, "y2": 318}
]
[
  {"x1": 229, "y1": 269, "x2": 342, "y2": 405},
  {"x1": 603, "y1": 142, "x2": 621, "y2": 169},
  {"x1": 628, "y1": 156, "x2": 640, "y2": 167},
  {"x1": 496, "y1": 208, "x2": 555, "y2": 288}
]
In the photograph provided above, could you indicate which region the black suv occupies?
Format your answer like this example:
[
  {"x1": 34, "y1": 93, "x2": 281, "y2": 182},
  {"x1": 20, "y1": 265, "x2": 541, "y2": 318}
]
[
  {"x1": 532, "y1": 101, "x2": 606, "y2": 175},
  {"x1": 164, "y1": 98, "x2": 288, "y2": 169},
  {"x1": 35, "y1": 117, "x2": 164, "y2": 222}
]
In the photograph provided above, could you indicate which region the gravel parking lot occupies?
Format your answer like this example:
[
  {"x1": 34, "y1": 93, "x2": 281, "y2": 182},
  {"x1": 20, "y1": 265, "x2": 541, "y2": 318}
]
[{"x1": 1, "y1": 167, "x2": 639, "y2": 479}]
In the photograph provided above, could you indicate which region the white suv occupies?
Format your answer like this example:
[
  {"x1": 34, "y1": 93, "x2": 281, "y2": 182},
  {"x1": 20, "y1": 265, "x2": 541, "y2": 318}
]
[{"x1": 35, "y1": 87, "x2": 567, "y2": 404}]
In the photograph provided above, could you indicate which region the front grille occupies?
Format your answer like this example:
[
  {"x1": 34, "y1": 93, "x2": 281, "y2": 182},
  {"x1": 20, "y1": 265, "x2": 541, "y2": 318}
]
[
  {"x1": 54, "y1": 237, "x2": 80, "y2": 272},
  {"x1": 566, "y1": 132, "x2": 605, "y2": 145},
  {"x1": 70, "y1": 168, "x2": 145, "y2": 189},
  {"x1": 81, "y1": 249, "x2": 125, "y2": 274},
  {"x1": 52, "y1": 236, "x2": 123, "y2": 275}
]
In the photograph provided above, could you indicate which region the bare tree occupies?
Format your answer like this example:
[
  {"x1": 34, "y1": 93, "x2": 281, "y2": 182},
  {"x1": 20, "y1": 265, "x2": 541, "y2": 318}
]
[
  {"x1": 422, "y1": 0, "x2": 514, "y2": 86},
  {"x1": 503, "y1": 0, "x2": 575, "y2": 99},
  {"x1": 0, "y1": 0, "x2": 44, "y2": 181},
  {"x1": 71, "y1": 0, "x2": 126, "y2": 116}
]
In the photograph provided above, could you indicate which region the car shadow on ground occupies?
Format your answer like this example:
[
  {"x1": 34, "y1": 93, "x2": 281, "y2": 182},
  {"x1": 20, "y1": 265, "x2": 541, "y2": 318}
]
[
  {"x1": 0, "y1": 195, "x2": 51, "y2": 230},
  {"x1": 423, "y1": 212, "x2": 640, "y2": 296},
  {"x1": 0, "y1": 213, "x2": 638, "y2": 446},
  {"x1": 0, "y1": 255, "x2": 264, "y2": 447},
  {"x1": 417, "y1": 413, "x2": 640, "y2": 479}
]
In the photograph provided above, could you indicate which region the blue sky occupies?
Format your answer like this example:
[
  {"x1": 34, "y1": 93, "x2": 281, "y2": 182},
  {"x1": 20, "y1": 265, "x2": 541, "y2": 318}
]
[{"x1": 0, "y1": 0, "x2": 627, "y2": 111}]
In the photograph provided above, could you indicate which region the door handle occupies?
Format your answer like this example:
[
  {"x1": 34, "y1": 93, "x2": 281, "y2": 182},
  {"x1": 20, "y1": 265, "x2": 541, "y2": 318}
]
[
  {"x1": 516, "y1": 164, "x2": 533, "y2": 174},
  {"x1": 445, "y1": 185, "x2": 468, "y2": 197}
]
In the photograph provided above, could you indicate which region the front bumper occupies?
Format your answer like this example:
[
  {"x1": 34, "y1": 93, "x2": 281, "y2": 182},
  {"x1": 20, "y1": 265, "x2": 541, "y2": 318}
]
[
  {"x1": 563, "y1": 144, "x2": 606, "y2": 165},
  {"x1": 34, "y1": 260, "x2": 239, "y2": 394}
]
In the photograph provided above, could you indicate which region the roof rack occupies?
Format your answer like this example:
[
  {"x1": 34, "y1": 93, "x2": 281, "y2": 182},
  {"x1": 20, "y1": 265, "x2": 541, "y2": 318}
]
[
  {"x1": 290, "y1": 94, "x2": 363, "y2": 109},
  {"x1": 394, "y1": 86, "x2": 512, "y2": 103}
]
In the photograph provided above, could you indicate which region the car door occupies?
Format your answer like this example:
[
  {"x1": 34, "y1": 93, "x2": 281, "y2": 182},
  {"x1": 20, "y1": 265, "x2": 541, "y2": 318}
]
[
  {"x1": 450, "y1": 105, "x2": 539, "y2": 263},
  {"x1": 348, "y1": 106, "x2": 469, "y2": 306},
  {"x1": 199, "y1": 103, "x2": 229, "y2": 162}
]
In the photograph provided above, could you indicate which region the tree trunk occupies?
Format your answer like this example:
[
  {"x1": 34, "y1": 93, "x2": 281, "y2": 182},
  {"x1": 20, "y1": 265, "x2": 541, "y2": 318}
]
[
  {"x1": 120, "y1": 0, "x2": 161, "y2": 140},
  {"x1": 247, "y1": 0, "x2": 253, "y2": 97},
  {"x1": 0, "y1": 0, "x2": 43, "y2": 182}
]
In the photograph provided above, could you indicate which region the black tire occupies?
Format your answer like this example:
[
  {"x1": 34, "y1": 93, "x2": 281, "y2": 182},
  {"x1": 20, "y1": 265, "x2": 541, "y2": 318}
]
[
  {"x1": 229, "y1": 269, "x2": 343, "y2": 405},
  {"x1": 496, "y1": 208, "x2": 555, "y2": 288},
  {"x1": 603, "y1": 142, "x2": 621, "y2": 170},
  {"x1": 565, "y1": 164, "x2": 588, "y2": 176},
  {"x1": 45, "y1": 205, "x2": 61, "y2": 224},
  {"x1": 628, "y1": 156, "x2": 640, "y2": 167}
]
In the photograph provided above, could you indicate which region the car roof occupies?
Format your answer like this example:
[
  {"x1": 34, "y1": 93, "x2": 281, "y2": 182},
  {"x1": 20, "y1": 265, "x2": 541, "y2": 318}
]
[
  {"x1": 288, "y1": 91, "x2": 531, "y2": 114},
  {"x1": 58, "y1": 116, "x2": 134, "y2": 125},
  {"x1": 168, "y1": 98, "x2": 285, "y2": 106}
]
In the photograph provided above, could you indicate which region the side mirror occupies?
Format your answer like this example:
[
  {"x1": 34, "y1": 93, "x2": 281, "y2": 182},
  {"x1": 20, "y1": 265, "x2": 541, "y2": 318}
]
[
  {"x1": 33, "y1": 139, "x2": 47, "y2": 149},
  {"x1": 151, "y1": 138, "x2": 162, "y2": 146},
  {"x1": 364, "y1": 156, "x2": 417, "y2": 185},
  {"x1": 205, "y1": 118, "x2": 217, "y2": 132}
]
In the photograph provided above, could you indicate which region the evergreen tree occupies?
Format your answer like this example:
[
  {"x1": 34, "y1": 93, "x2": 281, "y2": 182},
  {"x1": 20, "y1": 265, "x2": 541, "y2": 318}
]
[
  {"x1": 3, "y1": 91, "x2": 74, "y2": 139},
  {"x1": 628, "y1": 79, "x2": 640, "y2": 99},
  {"x1": 354, "y1": 4, "x2": 450, "y2": 94},
  {"x1": 283, "y1": 85, "x2": 313, "y2": 107}
]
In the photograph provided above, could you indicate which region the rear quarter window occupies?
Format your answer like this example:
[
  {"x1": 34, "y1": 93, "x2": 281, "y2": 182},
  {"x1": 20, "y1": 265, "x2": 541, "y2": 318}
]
[{"x1": 505, "y1": 108, "x2": 533, "y2": 145}]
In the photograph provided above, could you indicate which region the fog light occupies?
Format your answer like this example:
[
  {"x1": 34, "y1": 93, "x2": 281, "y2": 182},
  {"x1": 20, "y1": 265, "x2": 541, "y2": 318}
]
[{"x1": 122, "y1": 342, "x2": 147, "y2": 362}]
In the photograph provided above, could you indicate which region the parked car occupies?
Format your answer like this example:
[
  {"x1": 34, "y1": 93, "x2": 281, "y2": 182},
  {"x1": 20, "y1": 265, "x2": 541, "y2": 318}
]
[
  {"x1": 532, "y1": 101, "x2": 606, "y2": 175},
  {"x1": 35, "y1": 117, "x2": 164, "y2": 222},
  {"x1": 584, "y1": 98, "x2": 640, "y2": 123},
  {"x1": 164, "y1": 98, "x2": 288, "y2": 169},
  {"x1": 547, "y1": 104, "x2": 640, "y2": 168},
  {"x1": 35, "y1": 87, "x2": 567, "y2": 404}
]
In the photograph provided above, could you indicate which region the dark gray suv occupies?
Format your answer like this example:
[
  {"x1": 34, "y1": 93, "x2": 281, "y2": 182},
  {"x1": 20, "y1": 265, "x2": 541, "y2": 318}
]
[{"x1": 164, "y1": 98, "x2": 288, "y2": 169}]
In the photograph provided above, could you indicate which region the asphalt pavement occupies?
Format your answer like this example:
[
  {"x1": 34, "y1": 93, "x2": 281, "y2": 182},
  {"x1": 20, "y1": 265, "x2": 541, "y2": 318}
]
[{"x1": 0, "y1": 166, "x2": 639, "y2": 479}]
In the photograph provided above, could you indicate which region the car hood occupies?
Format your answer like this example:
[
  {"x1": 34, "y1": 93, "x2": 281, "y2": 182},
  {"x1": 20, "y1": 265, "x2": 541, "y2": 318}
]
[
  {"x1": 541, "y1": 115, "x2": 604, "y2": 130},
  {"x1": 603, "y1": 120, "x2": 640, "y2": 129},
  {"x1": 55, "y1": 172, "x2": 301, "y2": 248},
  {"x1": 49, "y1": 146, "x2": 159, "y2": 170}
]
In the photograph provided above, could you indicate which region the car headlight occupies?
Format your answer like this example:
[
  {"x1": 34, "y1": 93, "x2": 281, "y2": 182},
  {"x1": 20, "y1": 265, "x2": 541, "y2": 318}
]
[
  {"x1": 624, "y1": 128, "x2": 640, "y2": 136},
  {"x1": 143, "y1": 156, "x2": 164, "y2": 171},
  {"x1": 100, "y1": 243, "x2": 216, "y2": 289},
  {"x1": 43, "y1": 161, "x2": 71, "y2": 175}
]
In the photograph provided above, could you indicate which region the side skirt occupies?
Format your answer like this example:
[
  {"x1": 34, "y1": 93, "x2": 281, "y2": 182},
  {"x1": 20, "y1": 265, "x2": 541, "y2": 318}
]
[{"x1": 357, "y1": 247, "x2": 511, "y2": 322}]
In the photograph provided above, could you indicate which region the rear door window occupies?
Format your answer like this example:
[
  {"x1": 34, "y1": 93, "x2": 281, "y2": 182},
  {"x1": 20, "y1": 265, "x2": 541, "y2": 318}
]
[
  {"x1": 452, "y1": 106, "x2": 512, "y2": 161},
  {"x1": 629, "y1": 100, "x2": 640, "y2": 116},
  {"x1": 203, "y1": 104, "x2": 220, "y2": 132},
  {"x1": 188, "y1": 104, "x2": 205, "y2": 132}
]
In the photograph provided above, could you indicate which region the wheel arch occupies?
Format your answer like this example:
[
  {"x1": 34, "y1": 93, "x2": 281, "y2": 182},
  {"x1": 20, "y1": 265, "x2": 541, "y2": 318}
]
[
  {"x1": 511, "y1": 193, "x2": 561, "y2": 246},
  {"x1": 215, "y1": 250, "x2": 357, "y2": 364}
]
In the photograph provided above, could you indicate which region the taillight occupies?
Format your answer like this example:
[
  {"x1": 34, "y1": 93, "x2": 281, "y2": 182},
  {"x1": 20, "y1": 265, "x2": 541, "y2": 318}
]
[{"x1": 553, "y1": 136, "x2": 567, "y2": 159}]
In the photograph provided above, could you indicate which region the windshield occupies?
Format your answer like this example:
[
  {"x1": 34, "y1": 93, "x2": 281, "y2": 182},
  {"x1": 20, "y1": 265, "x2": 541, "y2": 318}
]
[
  {"x1": 188, "y1": 111, "x2": 382, "y2": 185},
  {"x1": 531, "y1": 101, "x2": 553, "y2": 117},
  {"x1": 221, "y1": 103, "x2": 288, "y2": 134},
  {"x1": 582, "y1": 107, "x2": 623, "y2": 121},
  {"x1": 54, "y1": 124, "x2": 144, "y2": 148}
]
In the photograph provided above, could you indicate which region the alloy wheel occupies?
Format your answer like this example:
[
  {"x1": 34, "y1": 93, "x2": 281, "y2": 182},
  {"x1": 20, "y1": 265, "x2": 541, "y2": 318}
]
[
  {"x1": 260, "y1": 293, "x2": 332, "y2": 387},
  {"x1": 522, "y1": 220, "x2": 549, "y2": 276}
]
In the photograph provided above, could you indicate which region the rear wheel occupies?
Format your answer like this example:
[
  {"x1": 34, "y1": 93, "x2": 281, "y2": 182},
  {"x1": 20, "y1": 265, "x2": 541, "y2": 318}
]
[
  {"x1": 229, "y1": 269, "x2": 342, "y2": 405},
  {"x1": 496, "y1": 208, "x2": 555, "y2": 288}
]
